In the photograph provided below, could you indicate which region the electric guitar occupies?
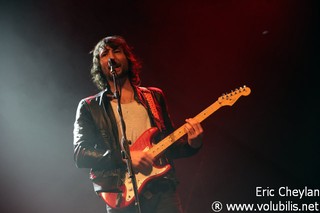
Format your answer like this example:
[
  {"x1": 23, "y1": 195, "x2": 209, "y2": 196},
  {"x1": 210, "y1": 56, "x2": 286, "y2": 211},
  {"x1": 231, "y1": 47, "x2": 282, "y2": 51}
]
[{"x1": 100, "y1": 86, "x2": 251, "y2": 209}]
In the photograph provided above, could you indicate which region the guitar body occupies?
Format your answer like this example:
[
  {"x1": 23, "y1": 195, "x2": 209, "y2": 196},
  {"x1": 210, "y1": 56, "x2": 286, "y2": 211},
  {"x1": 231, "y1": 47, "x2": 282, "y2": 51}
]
[
  {"x1": 100, "y1": 127, "x2": 172, "y2": 209},
  {"x1": 99, "y1": 86, "x2": 251, "y2": 209}
]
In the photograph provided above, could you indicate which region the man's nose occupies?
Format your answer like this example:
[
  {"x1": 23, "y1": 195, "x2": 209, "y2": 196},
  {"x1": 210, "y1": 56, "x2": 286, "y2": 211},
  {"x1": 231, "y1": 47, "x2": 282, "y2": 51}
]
[{"x1": 108, "y1": 51, "x2": 115, "y2": 59}]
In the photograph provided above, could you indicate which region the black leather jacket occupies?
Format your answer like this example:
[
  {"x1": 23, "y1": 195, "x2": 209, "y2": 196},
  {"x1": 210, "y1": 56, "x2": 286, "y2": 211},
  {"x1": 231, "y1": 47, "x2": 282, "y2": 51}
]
[{"x1": 73, "y1": 86, "x2": 200, "y2": 193}]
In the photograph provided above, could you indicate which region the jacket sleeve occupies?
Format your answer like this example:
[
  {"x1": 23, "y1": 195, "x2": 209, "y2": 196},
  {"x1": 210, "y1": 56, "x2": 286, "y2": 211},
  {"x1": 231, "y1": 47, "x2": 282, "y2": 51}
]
[
  {"x1": 73, "y1": 99, "x2": 124, "y2": 170},
  {"x1": 152, "y1": 88, "x2": 202, "y2": 159}
]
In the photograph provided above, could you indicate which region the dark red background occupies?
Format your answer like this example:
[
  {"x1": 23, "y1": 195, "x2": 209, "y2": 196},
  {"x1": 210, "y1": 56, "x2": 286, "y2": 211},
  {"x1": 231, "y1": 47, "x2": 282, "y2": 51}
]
[{"x1": 0, "y1": 0, "x2": 319, "y2": 212}]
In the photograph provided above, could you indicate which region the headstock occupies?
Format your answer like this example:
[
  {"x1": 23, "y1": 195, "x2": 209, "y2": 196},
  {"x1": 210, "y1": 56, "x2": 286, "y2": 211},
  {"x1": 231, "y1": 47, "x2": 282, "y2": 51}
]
[{"x1": 218, "y1": 86, "x2": 251, "y2": 106}]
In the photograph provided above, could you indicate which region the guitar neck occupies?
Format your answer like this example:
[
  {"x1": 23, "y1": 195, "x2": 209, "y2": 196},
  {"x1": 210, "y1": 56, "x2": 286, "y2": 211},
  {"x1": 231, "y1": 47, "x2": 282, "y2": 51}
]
[{"x1": 148, "y1": 101, "x2": 222, "y2": 158}]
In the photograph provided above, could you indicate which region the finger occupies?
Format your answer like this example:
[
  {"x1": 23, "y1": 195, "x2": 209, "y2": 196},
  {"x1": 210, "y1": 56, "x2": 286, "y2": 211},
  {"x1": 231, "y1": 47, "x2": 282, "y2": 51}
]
[
  {"x1": 193, "y1": 123, "x2": 203, "y2": 134},
  {"x1": 184, "y1": 122, "x2": 194, "y2": 134},
  {"x1": 133, "y1": 164, "x2": 143, "y2": 173},
  {"x1": 185, "y1": 118, "x2": 199, "y2": 129},
  {"x1": 185, "y1": 119, "x2": 198, "y2": 134},
  {"x1": 142, "y1": 157, "x2": 153, "y2": 166},
  {"x1": 186, "y1": 118, "x2": 203, "y2": 134},
  {"x1": 142, "y1": 153, "x2": 153, "y2": 165}
]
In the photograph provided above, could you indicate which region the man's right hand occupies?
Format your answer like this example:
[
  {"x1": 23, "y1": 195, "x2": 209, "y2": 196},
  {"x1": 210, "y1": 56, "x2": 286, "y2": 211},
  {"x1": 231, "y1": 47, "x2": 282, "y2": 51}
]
[{"x1": 129, "y1": 151, "x2": 154, "y2": 175}]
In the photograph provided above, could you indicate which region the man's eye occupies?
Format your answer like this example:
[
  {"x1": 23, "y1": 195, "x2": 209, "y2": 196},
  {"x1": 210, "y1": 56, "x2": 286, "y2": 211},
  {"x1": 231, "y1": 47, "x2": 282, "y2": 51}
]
[
  {"x1": 114, "y1": 49, "x2": 121, "y2": 53},
  {"x1": 100, "y1": 52, "x2": 107, "y2": 57}
]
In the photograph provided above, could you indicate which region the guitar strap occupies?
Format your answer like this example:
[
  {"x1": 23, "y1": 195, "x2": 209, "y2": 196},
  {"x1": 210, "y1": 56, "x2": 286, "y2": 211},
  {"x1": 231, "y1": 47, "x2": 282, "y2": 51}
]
[{"x1": 139, "y1": 87, "x2": 165, "y2": 132}]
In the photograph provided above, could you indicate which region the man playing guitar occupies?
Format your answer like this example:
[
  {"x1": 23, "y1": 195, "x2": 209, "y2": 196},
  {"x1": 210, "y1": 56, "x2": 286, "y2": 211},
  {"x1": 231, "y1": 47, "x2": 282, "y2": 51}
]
[{"x1": 73, "y1": 35, "x2": 204, "y2": 213}]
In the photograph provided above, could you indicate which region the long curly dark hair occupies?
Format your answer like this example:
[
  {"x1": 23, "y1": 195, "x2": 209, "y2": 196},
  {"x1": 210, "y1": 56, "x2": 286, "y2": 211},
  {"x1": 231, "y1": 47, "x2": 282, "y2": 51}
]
[{"x1": 90, "y1": 36, "x2": 142, "y2": 91}]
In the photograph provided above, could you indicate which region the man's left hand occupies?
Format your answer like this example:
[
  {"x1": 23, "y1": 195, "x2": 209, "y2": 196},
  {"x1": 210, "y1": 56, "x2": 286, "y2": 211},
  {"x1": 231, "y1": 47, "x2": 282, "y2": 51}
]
[{"x1": 184, "y1": 118, "x2": 204, "y2": 148}]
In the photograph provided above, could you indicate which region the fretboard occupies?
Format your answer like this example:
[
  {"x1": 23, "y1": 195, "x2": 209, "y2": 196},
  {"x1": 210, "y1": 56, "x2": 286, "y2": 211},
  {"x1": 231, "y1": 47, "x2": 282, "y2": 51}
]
[{"x1": 147, "y1": 101, "x2": 222, "y2": 158}]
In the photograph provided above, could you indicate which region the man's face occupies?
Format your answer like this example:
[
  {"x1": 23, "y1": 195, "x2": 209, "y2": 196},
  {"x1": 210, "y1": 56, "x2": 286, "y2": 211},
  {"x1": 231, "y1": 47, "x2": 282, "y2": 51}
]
[{"x1": 99, "y1": 45, "x2": 129, "y2": 80}]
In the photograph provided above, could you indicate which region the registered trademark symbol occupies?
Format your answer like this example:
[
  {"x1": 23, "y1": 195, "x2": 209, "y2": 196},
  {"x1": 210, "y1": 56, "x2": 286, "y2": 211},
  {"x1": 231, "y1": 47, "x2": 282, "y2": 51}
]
[{"x1": 211, "y1": 201, "x2": 223, "y2": 212}]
